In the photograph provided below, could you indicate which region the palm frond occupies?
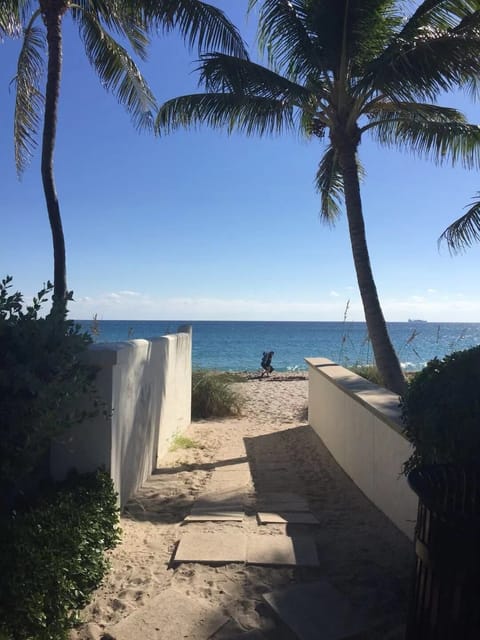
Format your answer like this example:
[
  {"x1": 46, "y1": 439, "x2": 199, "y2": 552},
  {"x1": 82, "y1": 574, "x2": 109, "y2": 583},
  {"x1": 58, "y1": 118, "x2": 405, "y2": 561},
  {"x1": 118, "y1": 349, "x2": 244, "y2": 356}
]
[
  {"x1": 155, "y1": 93, "x2": 295, "y2": 137},
  {"x1": 198, "y1": 53, "x2": 311, "y2": 106},
  {"x1": 439, "y1": 193, "x2": 480, "y2": 252},
  {"x1": 78, "y1": 10, "x2": 157, "y2": 131},
  {"x1": 372, "y1": 117, "x2": 480, "y2": 168},
  {"x1": 71, "y1": 0, "x2": 150, "y2": 60},
  {"x1": 18, "y1": 0, "x2": 41, "y2": 23},
  {"x1": 363, "y1": 100, "x2": 467, "y2": 125},
  {"x1": 137, "y1": 0, "x2": 247, "y2": 58},
  {"x1": 0, "y1": 0, "x2": 22, "y2": 38},
  {"x1": 393, "y1": 0, "x2": 479, "y2": 40},
  {"x1": 367, "y1": 5, "x2": 480, "y2": 100},
  {"x1": 314, "y1": 146, "x2": 344, "y2": 224},
  {"x1": 452, "y1": 5, "x2": 480, "y2": 33},
  {"x1": 343, "y1": 0, "x2": 402, "y2": 70},
  {"x1": 308, "y1": 0, "x2": 402, "y2": 75},
  {"x1": 249, "y1": 0, "x2": 326, "y2": 82},
  {"x1": 13, "y1": 14, "x2": 45, "y2": 175}
]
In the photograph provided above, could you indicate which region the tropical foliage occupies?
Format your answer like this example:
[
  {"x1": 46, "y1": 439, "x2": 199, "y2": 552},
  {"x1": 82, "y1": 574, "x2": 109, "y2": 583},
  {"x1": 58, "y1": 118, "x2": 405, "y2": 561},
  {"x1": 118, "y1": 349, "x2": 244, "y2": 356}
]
[
  {"x1": 156, "y1": 0, "x2": 480, "y2": 394},
  {"x1": 401, "y1": 346, "x2": 480, "y2": 475},
  {"x1": 5, "y1": 0, "x2": 246, "y2": 311},
  {"x1": 0, "y1": 276, "x2": 99, "y2": 509},
  {"x1": 0, "y1": 469, "x2": 120, "y2": 640}
]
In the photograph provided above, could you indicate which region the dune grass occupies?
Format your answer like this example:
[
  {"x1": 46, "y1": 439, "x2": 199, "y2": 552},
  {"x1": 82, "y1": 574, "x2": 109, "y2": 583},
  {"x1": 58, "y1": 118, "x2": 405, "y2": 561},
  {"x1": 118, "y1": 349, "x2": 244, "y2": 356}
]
[
  {"x1": 191, "y1": 370, "x2": 244, "y2": 420},
  {"x1": 348, "y1": 364, "x2": 384, "y2": 386}
]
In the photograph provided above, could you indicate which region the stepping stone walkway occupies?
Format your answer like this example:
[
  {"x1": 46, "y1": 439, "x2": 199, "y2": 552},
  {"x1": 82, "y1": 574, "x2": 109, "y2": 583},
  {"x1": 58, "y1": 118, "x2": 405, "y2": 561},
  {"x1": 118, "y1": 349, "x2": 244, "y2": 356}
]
[
  {"x1": 168, "y1": 453, "x2": 371, "y2": 639},
  {"x1": 173, "y1": 531, "x2": 319, "y2": 567},
  {"x1": 104, "y1": 588, "x2": 229, "y2": 640},
  {"x1": 171, "y1": 443, "x2": 321, "y2": 568}
]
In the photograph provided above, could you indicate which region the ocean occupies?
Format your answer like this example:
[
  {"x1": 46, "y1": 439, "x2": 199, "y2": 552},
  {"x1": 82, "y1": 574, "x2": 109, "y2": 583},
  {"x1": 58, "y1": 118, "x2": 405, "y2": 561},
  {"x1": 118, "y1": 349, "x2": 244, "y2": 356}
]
[{"x1": 76, "y1": 320, "x2": 480, "y2": 373}]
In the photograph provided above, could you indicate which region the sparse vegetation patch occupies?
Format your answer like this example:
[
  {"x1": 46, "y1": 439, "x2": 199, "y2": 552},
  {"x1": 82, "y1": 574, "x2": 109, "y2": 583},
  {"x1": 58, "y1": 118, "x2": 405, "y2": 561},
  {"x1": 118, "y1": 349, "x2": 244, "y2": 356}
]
[{"x1": 170, "y1": 434, "x2": 202, "y2": 451}]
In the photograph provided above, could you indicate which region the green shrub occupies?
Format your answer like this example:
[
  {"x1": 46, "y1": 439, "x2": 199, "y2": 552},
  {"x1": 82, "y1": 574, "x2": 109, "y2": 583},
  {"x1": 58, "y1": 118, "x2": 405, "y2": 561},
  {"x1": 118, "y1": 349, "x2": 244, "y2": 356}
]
[
  {"x1": 348, "y1": 364, "x2": 384, "y2": 386},
  {"x1": 0, "y1": 470, "x2": 120, "y2": 640},
  {"x1": 401, "y1": 346, "x2": 480, "y2": 475},
  {"x1": 0, "y1": 276, "x2": 99, "y2": 502},
  {"x1": 191, "y1": 370, "x2": 244, "y2": 420}
]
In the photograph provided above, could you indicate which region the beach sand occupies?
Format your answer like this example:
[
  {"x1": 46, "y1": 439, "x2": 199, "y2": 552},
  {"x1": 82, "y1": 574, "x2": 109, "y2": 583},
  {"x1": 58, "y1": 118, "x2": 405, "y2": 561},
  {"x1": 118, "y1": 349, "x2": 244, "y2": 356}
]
[{"x1": 70, "y1": 372, "x2": 412, "y2": 640}]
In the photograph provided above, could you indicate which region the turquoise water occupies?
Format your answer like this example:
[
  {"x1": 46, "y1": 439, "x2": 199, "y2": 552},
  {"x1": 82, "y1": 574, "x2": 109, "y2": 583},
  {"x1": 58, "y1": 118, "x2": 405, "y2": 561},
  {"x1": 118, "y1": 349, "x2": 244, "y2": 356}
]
[{"x1": 76, "y1": 320, "x2": 480, "y2": 372}]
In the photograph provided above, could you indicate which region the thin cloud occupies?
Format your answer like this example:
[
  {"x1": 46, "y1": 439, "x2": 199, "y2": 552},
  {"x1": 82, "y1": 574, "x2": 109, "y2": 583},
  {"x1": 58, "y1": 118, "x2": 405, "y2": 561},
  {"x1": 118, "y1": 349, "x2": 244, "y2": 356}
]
[
  {"x1": 69, "y1": 292, "x2": 354, "y2": 321},
  {"x1": 68, "y1": 290, "x2": 480, "y2": 322}
]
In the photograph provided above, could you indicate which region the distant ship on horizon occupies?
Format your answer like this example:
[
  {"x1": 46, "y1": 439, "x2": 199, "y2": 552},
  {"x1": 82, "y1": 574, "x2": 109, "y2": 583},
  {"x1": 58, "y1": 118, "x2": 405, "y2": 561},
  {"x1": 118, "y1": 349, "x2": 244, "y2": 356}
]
[{"x1": 408, "y1": 318, "x2": 428, "y2": 323}]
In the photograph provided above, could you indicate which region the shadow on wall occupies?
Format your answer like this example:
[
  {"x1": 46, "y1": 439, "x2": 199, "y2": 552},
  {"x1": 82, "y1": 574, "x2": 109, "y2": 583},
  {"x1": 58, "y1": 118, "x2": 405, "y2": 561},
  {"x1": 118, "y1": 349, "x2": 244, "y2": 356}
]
[{"x1": 50, "y1": 326, "x2": 192, "y2": 507}]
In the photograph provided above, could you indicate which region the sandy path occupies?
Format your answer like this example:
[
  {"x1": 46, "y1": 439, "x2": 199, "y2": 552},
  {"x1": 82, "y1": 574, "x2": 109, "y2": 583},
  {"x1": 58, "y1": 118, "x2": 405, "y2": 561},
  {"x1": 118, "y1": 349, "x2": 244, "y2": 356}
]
[{"x1": 71, "y1": 373, "x2": 412, "y2": 640}]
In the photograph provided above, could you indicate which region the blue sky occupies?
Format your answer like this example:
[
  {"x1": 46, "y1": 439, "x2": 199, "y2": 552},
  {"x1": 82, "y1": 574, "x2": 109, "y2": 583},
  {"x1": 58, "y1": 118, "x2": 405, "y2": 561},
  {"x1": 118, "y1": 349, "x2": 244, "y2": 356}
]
[{"x1": 2, "y1": 1, "x2": 480, "y2": 322}]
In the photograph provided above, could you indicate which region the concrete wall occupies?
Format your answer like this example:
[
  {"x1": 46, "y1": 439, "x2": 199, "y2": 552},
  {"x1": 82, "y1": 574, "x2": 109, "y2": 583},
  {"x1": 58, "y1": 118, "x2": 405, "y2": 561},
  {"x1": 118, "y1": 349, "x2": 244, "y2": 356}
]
[
  {"x1": 151, "y1": 325, "x2": 192, "y2": 466},
  {"x1": 306, "y1": 357, "x2": 417, "y2": 539},
  {"x1": 51, "y1": 327, "x2": 192, "y2": 507}
]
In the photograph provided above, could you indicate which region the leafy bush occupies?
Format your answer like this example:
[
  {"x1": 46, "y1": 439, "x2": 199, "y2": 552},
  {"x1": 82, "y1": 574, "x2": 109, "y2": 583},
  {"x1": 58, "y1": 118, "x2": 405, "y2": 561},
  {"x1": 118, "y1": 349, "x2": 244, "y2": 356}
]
[
  {"x1": 191, "y1": 370, "x2": 244, "y2": 420},
  {"x1": 348, "y1": 364, "x2": 384, "y2": 386},
  {"x1": 0, "y1": 276, "x2": 99, "y2": 503},
  {"x1": 401, "y1": 346, "x2": 480, "y2": 475},
  {"x1": 0, "y1": 470, "x2": 120, "y2": 640}
]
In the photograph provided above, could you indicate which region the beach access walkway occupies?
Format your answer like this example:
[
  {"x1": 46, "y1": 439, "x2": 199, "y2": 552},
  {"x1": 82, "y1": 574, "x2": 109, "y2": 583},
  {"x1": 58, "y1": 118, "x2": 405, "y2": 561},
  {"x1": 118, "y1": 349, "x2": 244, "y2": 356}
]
[{"x1": 72, "y1": 373, "x2": 412, "y2": 640}]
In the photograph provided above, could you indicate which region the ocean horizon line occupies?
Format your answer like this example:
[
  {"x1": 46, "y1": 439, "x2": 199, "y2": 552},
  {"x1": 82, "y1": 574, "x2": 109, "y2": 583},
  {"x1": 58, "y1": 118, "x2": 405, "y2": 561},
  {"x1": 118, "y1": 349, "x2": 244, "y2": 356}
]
[{"x1": 75, "y1": 318, "x2": 480, "y2": 324}]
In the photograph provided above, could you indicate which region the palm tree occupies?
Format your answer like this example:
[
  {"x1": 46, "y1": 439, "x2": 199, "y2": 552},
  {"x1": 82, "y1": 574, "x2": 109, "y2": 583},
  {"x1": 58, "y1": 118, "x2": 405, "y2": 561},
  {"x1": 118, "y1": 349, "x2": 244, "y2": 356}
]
[
  {"x1": 156, "y1": 0, "x2": 480, "y2": 394},
  {"x1": 8, "y1": 0, "x2": 246, "y2": 312}
]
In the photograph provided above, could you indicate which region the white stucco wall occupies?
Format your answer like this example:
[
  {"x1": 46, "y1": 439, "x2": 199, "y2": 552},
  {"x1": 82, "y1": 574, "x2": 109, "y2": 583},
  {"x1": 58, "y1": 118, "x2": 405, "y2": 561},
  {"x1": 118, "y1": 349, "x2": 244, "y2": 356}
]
[
  {"x1": 51, "y1": 327, "x2": 192, "y2": 507},
  {"x1": 152, "y1": 325, "x2": 192, "y2": 465},
  {"x1": 306, "y1": 357, "x2": 417, "y2": 539}
]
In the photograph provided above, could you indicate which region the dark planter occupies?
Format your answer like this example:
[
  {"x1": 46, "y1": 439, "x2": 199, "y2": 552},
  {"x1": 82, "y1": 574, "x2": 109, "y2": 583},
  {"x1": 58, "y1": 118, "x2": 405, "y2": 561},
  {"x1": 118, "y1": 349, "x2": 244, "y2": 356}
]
[{"x1": 406, "y1": 464, "x2": 480, "y2": 639}]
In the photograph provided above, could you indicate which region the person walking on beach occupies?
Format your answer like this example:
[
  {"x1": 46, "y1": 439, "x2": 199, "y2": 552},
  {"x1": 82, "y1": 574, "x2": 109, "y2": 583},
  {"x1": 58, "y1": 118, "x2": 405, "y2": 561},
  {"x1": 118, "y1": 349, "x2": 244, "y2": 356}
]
[{"x1": 260, "y1": 351, "x2": 274, "y2": 377}]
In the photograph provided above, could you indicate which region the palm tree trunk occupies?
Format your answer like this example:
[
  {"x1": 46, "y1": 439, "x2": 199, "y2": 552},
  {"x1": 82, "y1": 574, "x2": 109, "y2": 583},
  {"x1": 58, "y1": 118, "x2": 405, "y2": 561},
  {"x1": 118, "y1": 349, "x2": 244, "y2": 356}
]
[
  {"x1": 339, "y1": 141, "x2": 406, "y2": 395},
  {"x1": 41, "y1": 1, "x2": 67, "y2": 312}
]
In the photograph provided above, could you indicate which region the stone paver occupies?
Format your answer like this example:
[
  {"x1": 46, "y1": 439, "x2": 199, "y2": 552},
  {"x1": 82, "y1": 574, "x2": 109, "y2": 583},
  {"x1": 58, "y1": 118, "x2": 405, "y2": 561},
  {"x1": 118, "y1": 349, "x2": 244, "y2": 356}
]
[
  {"x1": 174, "y1": 532, "x2": 319, "y2": 567},
  {"x1": 184, "y1": 509, "x2": 244, "y2": 522},
  {"x1": 105, "y1": 588, "x2": 229, "y2": 640},
  {"x1": 173, "y1": 532, "x2": 247, "y2": 564},
  {"x1": 247, "y1": 535, "x2": 319, "y2": 567},
  {"x1": 263, "y1": 580, "x2": 367, "y2": 640},
  {"x1": 257, "y1": 511, "x2": 319, "y2": 525}
]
